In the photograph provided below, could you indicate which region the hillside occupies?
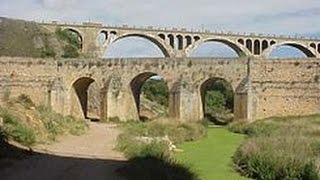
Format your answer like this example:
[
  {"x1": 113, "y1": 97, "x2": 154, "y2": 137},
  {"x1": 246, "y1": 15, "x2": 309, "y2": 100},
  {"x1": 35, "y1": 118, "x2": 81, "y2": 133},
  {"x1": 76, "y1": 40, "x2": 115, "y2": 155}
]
[{"x1": 0, "y1": 17, "x2": 78, "y2": 58}]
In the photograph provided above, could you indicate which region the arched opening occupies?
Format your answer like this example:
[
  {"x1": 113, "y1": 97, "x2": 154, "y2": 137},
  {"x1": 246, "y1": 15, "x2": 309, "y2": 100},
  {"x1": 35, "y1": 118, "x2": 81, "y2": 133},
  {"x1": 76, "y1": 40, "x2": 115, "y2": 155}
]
[
  {"x1": 177, "y1": 35, "x2": 183, "y2": 50},
  {"x1": 130, "y1": 73, "x2": 169, "y2": 121},
  {"x1": 194, "y1": 36, "x2": 201, "y2": 41},
  {"x1": 55, "y1": 28, "x2": 83, "y2": 57},
  {"x1": 97, "y1": 30, "x2": 108, "y2": 46},
  {"x1": 310, "y1": 43, "x2": 316, "y2": 49},
  {"x1": 262, "y1": 40, "x2": 268, "y2": 51},
  {"x1": 64, "y1": 28, "x2": 83, "y2": 51},
  {"x1": 168, "y1": 34, "x2": 175, "y2": 48},
  {"x1": 238, "y1": 39, "x2": 244, "y2": 45},
  {"x1": 185, "y1": 35, "x2": 192, "y2": 48},
  {"x1": 254, "y1": 40, "x2": 260, "y2": 55},
  {"x1": 318, "y1": 44, "x2": 320, "y2": 53},
  {"x1": 72, "y1": 77, "x2": 100, "y2": 120},
  {"x1": 104, "y1": 35, "x2": 168, "y2": 58},
  {"x1": 200, "y1": 78, "x2": 234, "y2": 125},
  {"x1": 246, "y1": 39, "x2": 252, "y2": 52},
  {"x1": 158, "y1": 33, "x2": 165, "y2": 40},
  {"x1": 190, "y1": 40, "x2": 242, "y2": 58},
  {"x1": 268, "y1": 43, "x2": 316, "y2": 59}
]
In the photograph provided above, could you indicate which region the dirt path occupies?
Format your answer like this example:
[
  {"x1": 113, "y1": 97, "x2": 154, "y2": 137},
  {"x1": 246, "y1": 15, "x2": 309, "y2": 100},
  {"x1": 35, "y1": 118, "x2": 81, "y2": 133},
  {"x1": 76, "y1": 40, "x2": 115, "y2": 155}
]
[{"x1": 0, "y1": 122, "x2": 127, "y2": 180}]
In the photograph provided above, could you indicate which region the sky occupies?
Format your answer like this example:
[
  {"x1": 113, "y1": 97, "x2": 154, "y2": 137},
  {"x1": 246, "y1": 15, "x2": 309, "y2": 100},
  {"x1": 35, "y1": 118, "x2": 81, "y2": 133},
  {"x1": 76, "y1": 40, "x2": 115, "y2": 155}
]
[{"x1": 1, "y1": 0, "x2": 319, "y2": 58}]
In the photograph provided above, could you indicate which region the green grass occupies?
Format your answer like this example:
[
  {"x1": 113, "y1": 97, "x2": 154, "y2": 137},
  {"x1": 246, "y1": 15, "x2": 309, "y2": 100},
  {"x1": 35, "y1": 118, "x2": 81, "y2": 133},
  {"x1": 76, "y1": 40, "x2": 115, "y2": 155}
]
[{"x1": 176, "y1": 127, "x2": 249, "y2": 180}]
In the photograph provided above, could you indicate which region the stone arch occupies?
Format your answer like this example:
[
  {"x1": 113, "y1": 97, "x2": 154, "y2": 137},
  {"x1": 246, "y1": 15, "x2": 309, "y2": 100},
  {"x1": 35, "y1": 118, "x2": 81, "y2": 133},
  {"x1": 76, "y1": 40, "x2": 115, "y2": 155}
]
[
  {"x1": 263, "y1": 42, "x2": 317, "y2": 58},
  {"x1": 262, "y1": 40, "x2": 269, "y2": 51},
  {"x1": 61, "y1": 27, "x2": 84, "y2": 52},
  {"x1": 254, "y1": 40, "x2": 261, "y2": 55},
  {"x1": 109, "y1": 33, "x2": 171, "y2": 57},
  {"x1": 177, "y1": 35, "x2": 184, "y2": 50},
  {"x1": 188, "y1": 38, "x2": 251, "y2": 57},
  {"x1": 194, "y1": 36, "x2": 201, "y2": 41},
  {"x1": 129, "y1": 72, "x2": 169, "y2": 120},
  {"x1": 238, "y1": 39, "x2": 244, "y2": 45},
  {"x1": 246, "y1": 39, "x2": 253, "y2": 53},
  {"x1": 310, "y1": 43, "x2": 316, "y2": 49},
  {"x1": 185, "y1": 35, "x2": 192, "y2": 48},
  {"x1": 168, "y1": 34, "x2": 175, "y2": 49},
  {"x1": 97, "y1": 30, "x2": 109, "y2": 46},
  {"x1": 71, "y1": 77, "x2": 96, "y2": 119},
  {"x1": 199, "y1": 77, "x2": 235, "y2": 121},
  {"x1": 158, "y1": 33, "x2": 166, "y2": 40}
]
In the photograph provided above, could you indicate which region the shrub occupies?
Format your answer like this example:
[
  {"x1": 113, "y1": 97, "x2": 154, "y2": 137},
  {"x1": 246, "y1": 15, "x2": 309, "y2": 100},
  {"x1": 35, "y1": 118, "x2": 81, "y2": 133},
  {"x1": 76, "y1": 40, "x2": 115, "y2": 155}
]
[
  {"x1": 55, "y1": 28, "x2": 81, "y2": 58},
  {"x1": 0, "y1": 110, "x2": 35, "y2": 147},
  {"x1": 62, "y1": 45, "x2": 79, "y2": 58},
  {"x1": 36, "y1": 105, "x2": 88, "y2": 140},
  {"x1": 117, "y1": 121, "x2": 206, "y2": 158},
  {"x1": 40, "y1": 47, "x2": 56, "y2": 58},
  {"x1": 116, "y1": 119, "x2": 206, "y2": 179},
  {"x1": 117, "y1": 133, "x2": 170, "y2": 159},
  {"x1": 231, "y1": 116, "x2": 320, "y2": 179},
  {"x1": 141, "y1": 79, "x2": 169, "y2": 107}
]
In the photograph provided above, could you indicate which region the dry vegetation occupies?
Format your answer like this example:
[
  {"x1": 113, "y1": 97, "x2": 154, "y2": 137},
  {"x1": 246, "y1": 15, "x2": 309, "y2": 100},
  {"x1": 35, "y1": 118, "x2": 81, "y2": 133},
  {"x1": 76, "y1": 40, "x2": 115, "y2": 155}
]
[
  {"x1": 229, "y1": 115, "x2": 320, "y2": 180},
  {"x1": 0, "y1": 94, "x2": 88, "y2": 147}
]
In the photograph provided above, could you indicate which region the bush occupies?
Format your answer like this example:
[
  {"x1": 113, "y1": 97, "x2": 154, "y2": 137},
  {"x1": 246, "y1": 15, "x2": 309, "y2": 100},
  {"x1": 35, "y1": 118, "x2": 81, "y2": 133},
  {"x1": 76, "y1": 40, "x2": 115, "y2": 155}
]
[
  {"x1": 62, "y1": 45, "x2": 79, "y2": 58},
  {"x1": 55, "y1": 28, "x2": 81, "y2": 58},
  {"x1": 36, "y1": 105, "x2": 88, "y2": 140},
  {"x1": 231, "y1": 116, "x2": 320, "y2": 180},
  {"x1": 0, "y1": 110, "x2": 35, "y2": 147},
  {"x1": 141, "y1": 79, "x2": 169, "y2": 107},
  {"x1": 117, "y1": 133, "x2": 170, "y2": 159},
  {"x1": 40, "y1": 47, "x2": 56, "y2": 58},
  {"x1": 116, "y1": 119, "x2": 206, "y2": 180}
]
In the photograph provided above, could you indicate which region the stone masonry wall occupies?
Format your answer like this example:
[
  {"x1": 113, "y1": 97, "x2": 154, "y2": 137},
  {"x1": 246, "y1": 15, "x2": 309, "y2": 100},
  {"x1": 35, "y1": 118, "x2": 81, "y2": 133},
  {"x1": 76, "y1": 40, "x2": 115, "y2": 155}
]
[{"x1": 0, "y1": 56, "x2": 319, "y2": 122}]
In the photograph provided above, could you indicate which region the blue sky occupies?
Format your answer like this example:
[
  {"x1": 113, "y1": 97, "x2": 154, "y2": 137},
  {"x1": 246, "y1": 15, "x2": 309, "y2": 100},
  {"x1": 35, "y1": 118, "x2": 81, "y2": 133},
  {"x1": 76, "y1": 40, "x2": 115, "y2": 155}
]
[{"x1": 1, "y1": 0, "x2": 319, "y2": 58}]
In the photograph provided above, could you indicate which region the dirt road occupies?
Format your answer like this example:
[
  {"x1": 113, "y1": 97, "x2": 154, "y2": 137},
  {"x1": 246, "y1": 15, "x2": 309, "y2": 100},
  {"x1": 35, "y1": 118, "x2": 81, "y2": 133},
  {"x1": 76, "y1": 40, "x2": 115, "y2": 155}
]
[{"x1": 0, "y1": 122, "x2": 127, "y2": 180}]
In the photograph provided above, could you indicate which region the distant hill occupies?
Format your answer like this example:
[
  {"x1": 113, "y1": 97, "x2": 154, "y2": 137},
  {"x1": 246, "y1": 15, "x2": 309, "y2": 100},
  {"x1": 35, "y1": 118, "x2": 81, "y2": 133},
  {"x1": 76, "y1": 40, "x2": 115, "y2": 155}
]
[{"x1": 0, "y1": 17, "x2": 79, "y2": 58}]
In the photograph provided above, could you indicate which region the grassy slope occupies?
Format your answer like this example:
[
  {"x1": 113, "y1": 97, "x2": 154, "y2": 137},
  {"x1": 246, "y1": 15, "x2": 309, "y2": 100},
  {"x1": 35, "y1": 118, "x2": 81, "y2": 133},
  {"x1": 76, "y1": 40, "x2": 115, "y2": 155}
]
[
  {"x1": 176, "y1": 127, "x2": 249, "y2": 180},
  {"x1": 0, "y1": 17, "x2": 64, "y2": 58}
]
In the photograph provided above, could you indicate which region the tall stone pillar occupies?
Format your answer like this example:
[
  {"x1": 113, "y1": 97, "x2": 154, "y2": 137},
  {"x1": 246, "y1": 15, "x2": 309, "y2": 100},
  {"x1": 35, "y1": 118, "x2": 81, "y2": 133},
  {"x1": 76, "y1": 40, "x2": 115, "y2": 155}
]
[{"x1": 176, "y1": 82, "x2": 202, "y2": 122}]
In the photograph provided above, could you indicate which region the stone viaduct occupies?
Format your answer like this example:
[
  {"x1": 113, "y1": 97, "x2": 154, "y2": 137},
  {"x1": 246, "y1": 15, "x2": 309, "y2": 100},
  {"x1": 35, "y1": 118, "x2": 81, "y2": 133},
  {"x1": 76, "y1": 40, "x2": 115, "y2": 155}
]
[
  {"x1": 1, "y1": 56, "x2": 320, "y2": 122},
  {"x1": 41, "y1": 21, "x2": 320, "y2": 59},
  {"x1": 1, "y1": 21, "x2": 320, "y2": 122}
]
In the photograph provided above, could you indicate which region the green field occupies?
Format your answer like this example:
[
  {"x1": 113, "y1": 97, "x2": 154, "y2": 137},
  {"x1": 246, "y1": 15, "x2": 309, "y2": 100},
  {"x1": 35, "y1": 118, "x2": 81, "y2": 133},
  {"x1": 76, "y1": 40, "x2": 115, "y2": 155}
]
[{"x1": 176, "y1": 127, "x2": 249, "y2": 180}]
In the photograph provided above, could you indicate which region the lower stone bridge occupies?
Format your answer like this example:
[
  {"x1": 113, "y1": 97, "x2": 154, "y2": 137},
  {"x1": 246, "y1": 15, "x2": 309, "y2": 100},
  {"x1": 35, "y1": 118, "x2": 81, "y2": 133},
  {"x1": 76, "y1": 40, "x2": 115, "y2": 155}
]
[{"x1": 1, "y1": 57, "x2": 320, "y2": 122}]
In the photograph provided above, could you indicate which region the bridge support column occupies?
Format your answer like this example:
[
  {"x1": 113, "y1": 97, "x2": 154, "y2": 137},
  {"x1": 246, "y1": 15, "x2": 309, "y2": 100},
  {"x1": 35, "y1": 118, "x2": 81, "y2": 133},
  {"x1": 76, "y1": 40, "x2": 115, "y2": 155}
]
[
  {"x1": 234, "y1": 78, "x2": 256, "y2": 121},
  {"x1": 102, "y1": 76, "x2": 139, "y2": 122},
  {"x1": 82, "y1": 30, "x2": 103, "y2": 58},
  {"x1": 173, "y1": 82, "x2": 202, "y2": 122}
]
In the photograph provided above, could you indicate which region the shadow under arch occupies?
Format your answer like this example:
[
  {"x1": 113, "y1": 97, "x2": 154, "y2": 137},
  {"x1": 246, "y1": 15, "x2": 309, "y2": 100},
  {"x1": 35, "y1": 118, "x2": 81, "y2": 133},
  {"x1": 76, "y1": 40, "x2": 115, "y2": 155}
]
[
  {"x1": 189, "y1": 38, "x2": 250, "y2": 58},
  {"x1": 71, "y1": 77, "x2": 96, "y2": 119},
  {"x1": 108, "y1": 34, "x2": 170, "y2": 58},
  {"x1": 129, "y1": 72, "x2": 169, "y2": 120},
  {"x1": 199, "y1": 77, "x2": 235, "y2": 125},
  {"x1": 263, "y1": 42, "x2": 316, "y2": 58}
]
